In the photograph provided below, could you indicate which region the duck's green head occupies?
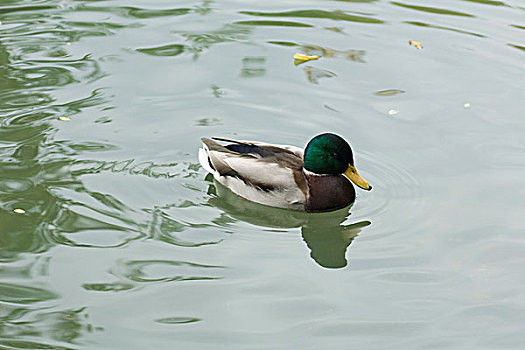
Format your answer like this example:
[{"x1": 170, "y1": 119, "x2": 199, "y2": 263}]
[{"x1": 304, "y1": 133, "x2": 372, "y2": 191}]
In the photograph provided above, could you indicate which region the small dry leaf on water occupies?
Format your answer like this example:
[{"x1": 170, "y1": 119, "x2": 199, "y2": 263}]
[
  {"x1": 59, "y1": 116, "x2": 71, "y2": 121},
  {"x1": 388, "y1": 109, "x2": 399, "y2": 116},
  {"x1": 14, "y1": 208, "x2": 26, "y2": 214},
  {"x1": 408, "y1": 40, "x2": 423, "y2": 49},
  {"x1": 375, "y1": 89, "x2": 405, "y2": 96},
  {"x1": 294, "y1": 53, "x2": 320, "y2": 66}
]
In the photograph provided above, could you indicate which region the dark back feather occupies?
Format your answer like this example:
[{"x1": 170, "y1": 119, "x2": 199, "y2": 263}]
[
  {"x1": 225, "y1": 144, "x2": 273, "y2": 157},
  {"x1": 211, "y1": 138, "x2": 304, "y2": 170}
]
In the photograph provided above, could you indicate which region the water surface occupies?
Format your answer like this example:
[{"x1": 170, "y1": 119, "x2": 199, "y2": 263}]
[{"x1": 1, "y1": 0, "x2": 524, "y2": 348}]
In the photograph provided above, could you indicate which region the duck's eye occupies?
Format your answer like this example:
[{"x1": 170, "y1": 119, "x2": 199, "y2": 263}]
[{"x1": 333, "y1": 152, "x2": 339, "y2": 159}]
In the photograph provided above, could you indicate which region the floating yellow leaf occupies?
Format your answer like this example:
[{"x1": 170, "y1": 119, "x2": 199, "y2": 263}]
[
  {"x1": 14, "y1": 208, "x2": 25, "y2": 214},
  {"x1": 294, "y1": 53, "x2": 320, "y2": 66},
  {"x1": 59, "y1": 116, "x2": 71, "y2": 121},
  {"x1": 408, "y1": 40, "x2": 423, "y2": 49}
]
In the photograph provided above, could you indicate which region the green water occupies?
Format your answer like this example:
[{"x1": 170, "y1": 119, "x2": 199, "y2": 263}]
[{"x1": 1, "y1": 0, "x2": 524, "y2": 348}]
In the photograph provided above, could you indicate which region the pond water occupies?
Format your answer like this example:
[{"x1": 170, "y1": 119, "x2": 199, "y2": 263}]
[{"x1": 1, "y1": 0, "x2": 524, "y2": 348}]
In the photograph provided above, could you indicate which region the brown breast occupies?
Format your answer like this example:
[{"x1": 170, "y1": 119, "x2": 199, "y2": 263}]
[{"x1": 304, "y1": 173, "x2": 356, "y2": 212}]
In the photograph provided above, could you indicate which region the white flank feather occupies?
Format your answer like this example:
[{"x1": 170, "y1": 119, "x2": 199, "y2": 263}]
[{"x1": 198, "y1": 145, "x2": 216, "y2": 174}]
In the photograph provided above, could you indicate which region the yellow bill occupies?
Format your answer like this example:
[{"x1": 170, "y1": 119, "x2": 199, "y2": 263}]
[{"x1": 344, "y1": 164, "x2": 372, "y2": 191}]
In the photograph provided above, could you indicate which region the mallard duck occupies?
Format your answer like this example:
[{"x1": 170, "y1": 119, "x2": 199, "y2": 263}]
[{"x1": 198, "y1": 133, "x2": 371, "y2": 212}]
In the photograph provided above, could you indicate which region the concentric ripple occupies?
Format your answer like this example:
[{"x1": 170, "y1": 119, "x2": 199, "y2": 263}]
[{"x1": 353, "y1": 150, "x2": 427, "y2": 237}]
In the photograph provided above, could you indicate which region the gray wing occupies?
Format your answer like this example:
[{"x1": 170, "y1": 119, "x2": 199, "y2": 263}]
[{"x1": 201, "y1": 138, "x2": 308, "y2": 194}]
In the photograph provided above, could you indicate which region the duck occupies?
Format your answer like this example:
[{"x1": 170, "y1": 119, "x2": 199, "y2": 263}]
[{"x1": 198, "y1": 133, "x2": 371, "y2": 212}]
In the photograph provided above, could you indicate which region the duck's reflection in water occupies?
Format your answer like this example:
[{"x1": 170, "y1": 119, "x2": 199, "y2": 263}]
[{"x1": 207, "y1": 178, "x2": 371, "y2": 269}]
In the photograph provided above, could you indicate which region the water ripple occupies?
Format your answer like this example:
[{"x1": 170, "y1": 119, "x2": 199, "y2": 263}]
[
  {"x1": 391, "y1": 2, "x2": 475, "y2": 17},
  {"x1": 0, "y1": 305, "x2": 101, "y2": 349},
  {"x1": 0, "y1": 282, "x2": 59, "y2": 304},
  {"x1": 82, "y1": 259, "x2": 223, "y2": 292},
  {"x1": 155, "y1": 316, "x2": 201, "y2": 325},
  {"x1": 268, "y1": 41, "x2": 366, "y2": 63},
  {"x1": 0, "y1": 177, "x2": 33, "y2": 194},
  {"x1": 0, "y1": 4, "x2": 55, "y2": 16},
  {"x1": 144, "y1": 207, "x2": 223, "y2": 247},
  {"x1": 76, "y1": 5, "x2": 192, "y2": 20},
  {"x1": 371, "y1": 270, "x2": 457, "y2": 284},
  {"x1": 233, "y1": 20, "x2": 313, "y2": 28},
  {"x1": 136, "y1": 44, "x2": 185, "y2": 57},
  {"x1": 137, "y1": 24, "x2": 252, "y2": 58},
  {"x1": 303, "y1": 66, "x2": 337, "y2": 84},
  {"x1": 404, "y1": 21, "x2": 485, "y2": 38},
  {"x1": 353, "y1": 150, "x2": 426, "y2": 237},
  {"x1": 508, "y1": 43, "x2": 525, "y2": 52},
  {"x1": 68, "y1": 159, "x2": 200, "y2": 179},
  {"x1": 239, "y1": 9, "x2": 384, "y2": 24},
  {"x1": 43, "y1": 204, "x2": 143, "y2": 249},
  {"x1": 462, "y1": 0, "x2": 507, "y2": 6}
]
